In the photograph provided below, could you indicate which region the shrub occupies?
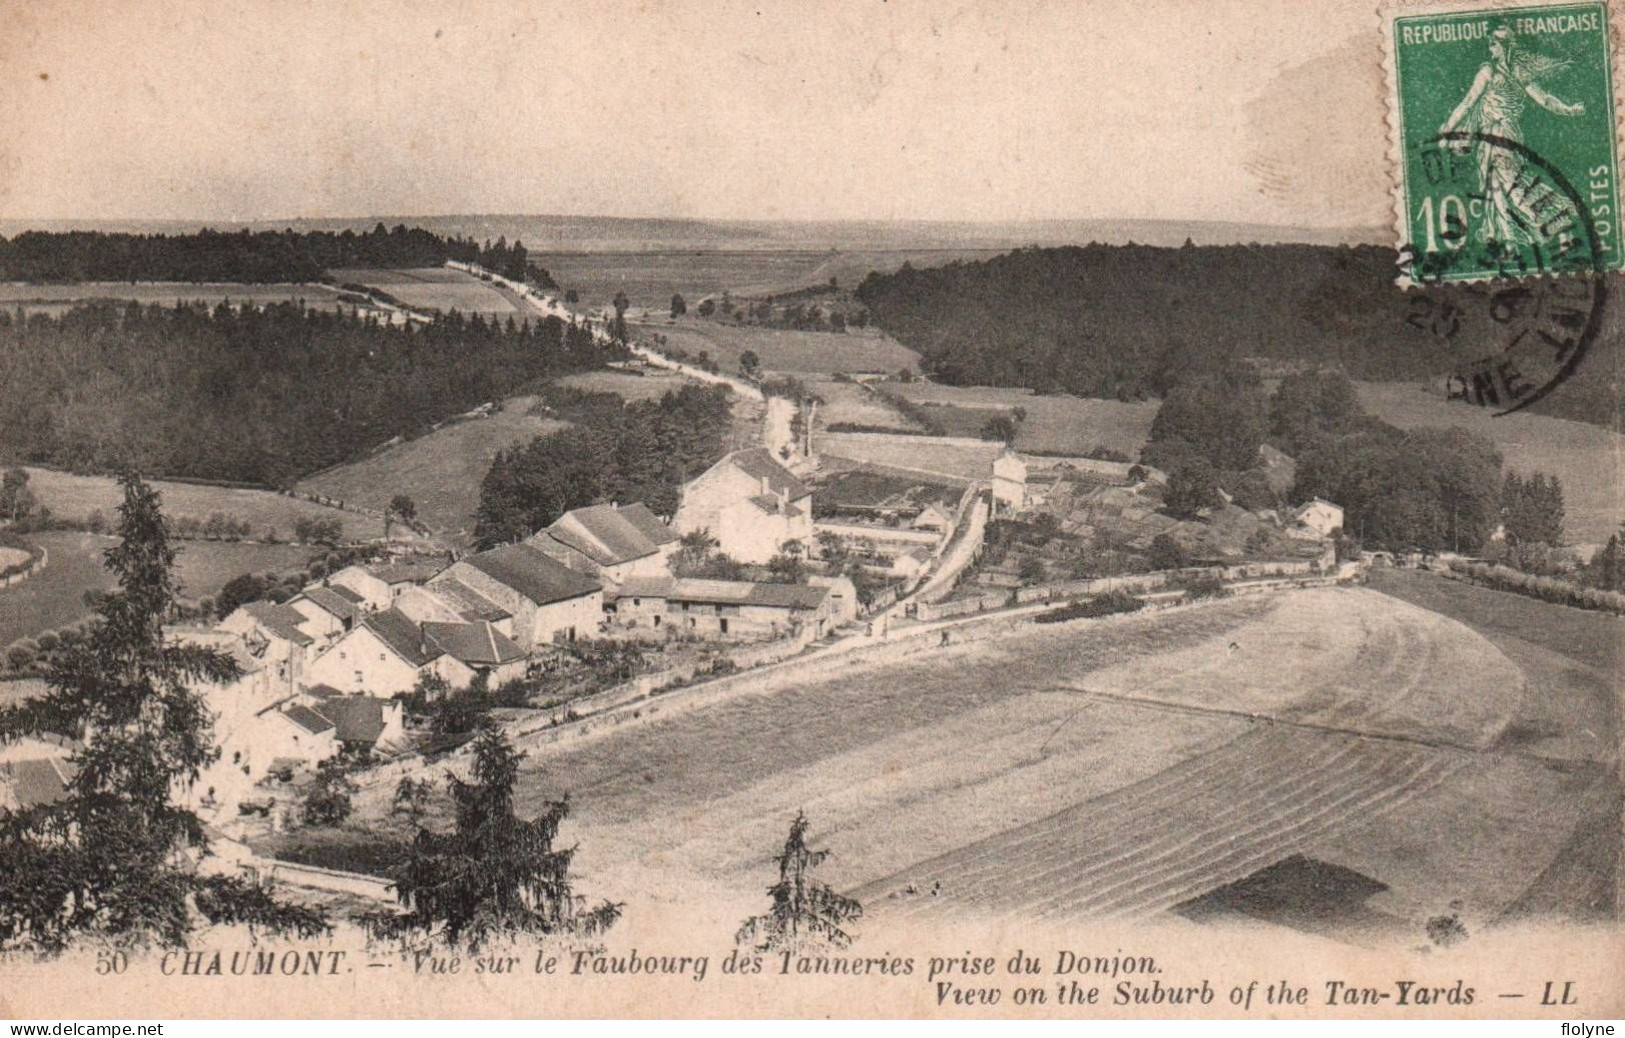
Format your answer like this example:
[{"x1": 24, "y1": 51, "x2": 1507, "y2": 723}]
[
  {"x1": 1178, "y1": 572, "x2": 1230, "y2": 600},
  {"x1": 1034, "y1": 589, "x2": 1144, "y2": 623}
]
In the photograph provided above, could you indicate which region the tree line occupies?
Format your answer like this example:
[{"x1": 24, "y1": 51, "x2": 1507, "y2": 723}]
[
  {"x1": 853, "y1": 243, "x2": 1620, "y2": 430},
  {"x1": 474, "y1": 383, "x2": 734, "y2": 547},
  {"x1": 0, "y1": 224, "x2": 556, "y2": 287},
  {"x1": 0, "y1": 301, "x2": 610, "y2": 485}
]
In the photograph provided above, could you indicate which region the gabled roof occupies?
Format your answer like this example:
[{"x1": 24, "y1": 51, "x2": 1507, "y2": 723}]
[
  {"x1": 422, "y1": 621, "x2": 526, "y2": 666},
  {"x1": 742, "y1": 582, "x2": 830, "y2": 610},
  {"x1": 463, "y1": 543, "x2": 601, "y2": 606},
  {"x1": 311, "y1": 695, "x2": 391, "y2": 744},
  {"x1": 616, "y1": 502, "x2": 679, "y2": 546},
  {"x1": 430, "y1": 578, "x2": 512, "y2": 623},
  {"x1": 297, "y1": 585, "x2": 360, "y2": 622},
  {"x1": 643, "y1": 578, "x2": 830, "y2": 610},
  {"x1": 241, "y1": 601, "x2": 315, "y2": 646},
  {"x1": 613, "y1": 576, "x2": 677, "y2": 601},
  {"x1": 716, "y1": 447, "x2": 810, "y2": 499},
  {"x1": 536, "y1": 502, "x2": 675, "y2": 568},
  {"x1": 280, "y1": 704, "x2": 336, "y2": 736},
  {"x1": 366, "y1": 558, "x2": 448, "y2": 585},
  {"x1": 329, "y1": 584, "x2": 365, "y2": 604},
  {"x1": 361, "y1": 608, "x2": 441, "y2": 668}
]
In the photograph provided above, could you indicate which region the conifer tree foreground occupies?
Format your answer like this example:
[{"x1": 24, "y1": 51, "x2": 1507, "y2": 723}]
[
  {"x1": 737, "y1": 811, "x2": 862, "y2": 951},
  {"x1": 370, "y1": 725, "x2": 621, "y2": 950},
  {"x1": 0, "y1": 472, "x2": 328, "y2": 952}
]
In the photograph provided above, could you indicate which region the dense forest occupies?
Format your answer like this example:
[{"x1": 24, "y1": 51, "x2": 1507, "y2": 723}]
[
  {"x1": 475, "y1": 383, "x2": 734, "y2": 547},
  {"x1": 0, "y1": 224, "x2": 555, "y2": 286},
  {"x1": 854, "y1": 243, "x2": 1623, "y2": 428},
  {"x1": 0, "y1": 302, "x2": 609, "y2": 484}
]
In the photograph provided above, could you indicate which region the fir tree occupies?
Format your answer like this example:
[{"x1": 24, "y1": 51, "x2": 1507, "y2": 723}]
[
  {"x1": 0, "y1": 473, "x2": 328, "y2": 952},
  {"x1": 370, "y1": 725, "x2": 620, "y2": 950},
  {"x1": 737, "y1": 811, "x2": 862, "y2": 951}
]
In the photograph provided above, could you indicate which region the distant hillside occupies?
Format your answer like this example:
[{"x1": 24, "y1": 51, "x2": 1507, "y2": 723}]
[
  {"x1": 0, "y1": 225, "x2": 554, "y2": 286},
  {"x1": 855, "y1": 244, "x2": 1623, "y2": 430},
  {"x1": 0, "y1": 215, "x2": 1383, "y2": 255}
]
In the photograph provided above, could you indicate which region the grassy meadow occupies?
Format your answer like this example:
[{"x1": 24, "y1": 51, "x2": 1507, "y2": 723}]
[
  {"x1": 23, "y1": 468, "x2": 385, "y2": 542},
  {"x1": 0, "y1": 531, "x2": 318, "y2": 647},
  {"x1": 295, "y1": 396, "x2": 569, "y2": 540}
]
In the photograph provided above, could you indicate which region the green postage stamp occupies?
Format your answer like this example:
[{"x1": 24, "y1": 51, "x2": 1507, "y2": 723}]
[{"x1": 1383, "y1": 0, "x2": 1623, "y2": 283}]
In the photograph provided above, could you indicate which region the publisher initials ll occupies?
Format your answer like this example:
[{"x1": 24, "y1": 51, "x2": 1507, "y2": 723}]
[{"x1": 1543, "y1": 981, "x2": 1578, "y2": 1006}]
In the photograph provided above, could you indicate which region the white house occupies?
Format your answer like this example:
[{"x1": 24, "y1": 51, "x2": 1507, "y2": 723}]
[
  {"x1": 528, "y1": 502, "x2": 680, "y2": 584},
  {"x1": 326, "y1": 558, "x2": 447, "y2": 612},
  {"x1": 889, "y1": 545, "x2": 933, "y2": 579},
  {"x1": 217, "y1": 601, "x2": 317, "y2": 697},
  {"x1": 285, "y1": 584, "x2": 365, "y2": 646},
  {"x1": 432, "y1": 543, "x2": 604, "y2": 652},
  {"x1": 1289, "y1": 498, "x2": 1345, "y2": 540},
  {"x1": 609, "y1": 573, "x2": 856, "y2": 640},
  {"x1": 673, "y1": 448, "x2": 815, "y2": 564},
  {"x1": 991, "y1": 449, "x2": 1028, "y2": 513}
]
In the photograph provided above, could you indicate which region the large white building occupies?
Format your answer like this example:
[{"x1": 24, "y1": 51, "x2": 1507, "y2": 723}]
[{"x1": 673, "y1": 448, "x2": 815, "y2": 564}]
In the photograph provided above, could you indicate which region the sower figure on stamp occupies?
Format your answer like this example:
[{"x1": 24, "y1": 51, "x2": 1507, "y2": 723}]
[{"x1": 1437, "y1": 25, "x2": 1586, "y2": 252}]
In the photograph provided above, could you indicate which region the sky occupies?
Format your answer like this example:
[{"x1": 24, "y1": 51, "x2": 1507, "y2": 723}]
[{"x1": 0, "y1": 0, "x2": 1393, "y2": 229}]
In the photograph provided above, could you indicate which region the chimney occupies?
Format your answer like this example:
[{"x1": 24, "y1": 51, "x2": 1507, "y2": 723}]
[{"x1": 761, "y1": 475, "x2": 771, "y2": 496}]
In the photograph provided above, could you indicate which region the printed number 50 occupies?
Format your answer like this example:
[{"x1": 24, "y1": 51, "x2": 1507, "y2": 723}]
[
  {"x1": 95, "y1": 950, "x2": 128, "y2": 975},
  {"x1": 1418, "y1": 195, "x2": 1469, "y2": 253}
]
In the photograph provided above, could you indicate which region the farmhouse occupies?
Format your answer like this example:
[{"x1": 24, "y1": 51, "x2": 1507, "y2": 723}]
[
  {"x1": 217, "y1": 601, "x2": 316, "y2": 696},
  {"x1": 304, "y1": 607, "x2": 527, "y2": 697},
  {"x1": 609, "y1": 574, "x2": 854, "y2": 639},
  {"x1": 1289, "y1": 498, "x2": 1345, "y2": 540},
  {"x1": 890, "y1": 545, "x2": 934, "y2": 579},
  {"x1": 528, "y1": 502, "x2": 680, "y2": 583},
  {"x1": 674, "y1": 448, "x2": 814, "y2": 564},
  {"x1": 431, "y1": 542, "x2": 603, "y2": 651}
]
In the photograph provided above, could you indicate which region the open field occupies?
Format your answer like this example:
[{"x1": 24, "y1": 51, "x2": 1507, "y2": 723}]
[
  {"x1": 0, "y1": 531, "x2": 317, "y2": 647},
  {"x1": 22, "y1": 468, "x2": 385, "y2": 542},
  {"x1": 334, "y1": 581, "x2": 1607, "y2": 936},
  {"x1": 557, "y1": 369, "x2": 697, "y2": 403},
  {"x1": 644, "y1": 320, "x2": 920, "y2": 377},
  {"x1": 889, "y1": 382, "x2": 1159, "y2": 458},
  {"x1": 1356, "y1": 381, "x2": 1625, "y2": 547},
  {"x1": 334, "y1": 267, "x2": 521, "y2": 315},
  {"x1": 0, "y1": 281, "x2": 344, "y2": 314},
  {"x1": 809, "y1": 379, "x2": 922, "y2": 431},
  {"x1": 536, "y1": 251, "x2": 832, "y2": 310},
  {"x1": 295, "y1": 396, "x2": 568, "y2": 539}
]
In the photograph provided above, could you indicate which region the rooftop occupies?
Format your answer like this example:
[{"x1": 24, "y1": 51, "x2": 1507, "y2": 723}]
[
  {"x1": 462, "y1": 543, "x2": 602, "y2": 606},
  {"x1": 719, "y1": 447, "x2": 810, "y2": 499},
  {"x1": 429, "y1": 578, "x2": 512, "y2": 623},
  {"x1": 311, "y1": 695, "x2": 392, "y2": 744},
  {"x1": 240, "y1": 601, "x2": 315, "y2": 646},
  {"x1": 280, "y1": 703, "x2": 336, "y2": 736},
  {"x1": 297, "y1": 585, "x2": 361, "y2": 622},
  {"x1": 422, "y1": 620, "x2": 526, "y2": 666},
  {"x1": 362, "y1": 607, "x2": 441, "y2": 668}
]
